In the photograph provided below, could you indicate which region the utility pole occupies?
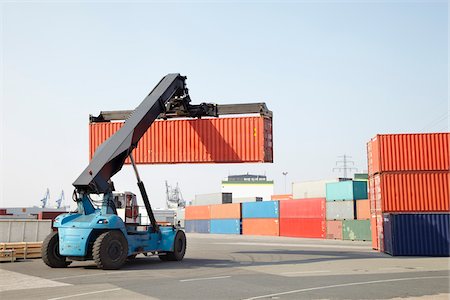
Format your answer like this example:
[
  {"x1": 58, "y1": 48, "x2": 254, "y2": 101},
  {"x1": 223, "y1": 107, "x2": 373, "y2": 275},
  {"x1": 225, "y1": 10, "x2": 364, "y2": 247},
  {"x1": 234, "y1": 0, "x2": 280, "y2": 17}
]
[
  {"x1": 282, "y1": 172, "x2": 288, "y2": 193},
  {"x1": 333, "y1": 154, "x2": 357, "y2": 179}
]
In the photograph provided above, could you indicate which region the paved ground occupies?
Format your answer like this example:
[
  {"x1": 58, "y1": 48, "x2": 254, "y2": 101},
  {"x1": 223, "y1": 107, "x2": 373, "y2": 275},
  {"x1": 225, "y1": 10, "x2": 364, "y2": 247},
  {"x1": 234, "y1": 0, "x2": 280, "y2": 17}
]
[{"x1": 1, "y1": 233, "x2": 449, "y2": 299}]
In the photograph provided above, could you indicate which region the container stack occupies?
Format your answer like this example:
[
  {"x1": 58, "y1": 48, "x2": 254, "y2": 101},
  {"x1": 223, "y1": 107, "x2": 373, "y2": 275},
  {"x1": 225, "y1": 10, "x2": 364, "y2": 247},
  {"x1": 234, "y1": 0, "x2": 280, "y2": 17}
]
[
  {"x1": 242, "y1": 201, "x2": 279, "y2": 236},
  {"x1": 185, "y1": 205, "x2": 211, "y2": 233},
  {"x1": 325, "y1": 181, "x2": 371, "y2": 241},
  {"x1": 210, "y1": 204, "x2": 241, "y2": 234},
  {"x1": 279, "y1": 198, "x2": 326, "y2": 238},
  {"x1": 367, "y1": 133, "x2": 450, "y2": 256}
]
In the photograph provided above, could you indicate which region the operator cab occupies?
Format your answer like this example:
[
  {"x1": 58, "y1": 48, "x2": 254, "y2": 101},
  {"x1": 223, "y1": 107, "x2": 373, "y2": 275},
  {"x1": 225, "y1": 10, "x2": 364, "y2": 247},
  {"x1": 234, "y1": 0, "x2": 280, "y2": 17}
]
[{"x1": 113, "y1": 192, "x2": 140, "y2": 225}]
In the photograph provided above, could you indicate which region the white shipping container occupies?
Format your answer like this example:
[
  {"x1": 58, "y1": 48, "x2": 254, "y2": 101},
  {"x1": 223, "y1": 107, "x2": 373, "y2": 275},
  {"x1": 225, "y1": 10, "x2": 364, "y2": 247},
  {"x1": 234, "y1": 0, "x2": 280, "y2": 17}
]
[
  {"x1": 292, "y1": 179, "x2": 340, "y2": 199},
  {"x1": 326, "y1": 201, "x2": 356, "y2": 220},
  {"x1": 192, "y1": 193, "x2": 232, "y2": 206}
]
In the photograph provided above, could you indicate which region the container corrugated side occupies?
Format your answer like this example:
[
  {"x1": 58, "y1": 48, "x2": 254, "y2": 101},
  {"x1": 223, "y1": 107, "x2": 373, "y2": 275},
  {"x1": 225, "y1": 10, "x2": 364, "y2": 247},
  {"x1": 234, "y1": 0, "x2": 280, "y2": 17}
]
[
  {"x1": 325, "y1": 181, "x2": 367, "y2": 201},
  {"x1": 342, "y1": 220, "x2": 371, "y2": 241},
  {"x1": 279, "y1": 198, "x2": 325, "y2": 219},
  {"x1": 326, "y1": 220, "x2": 343, "y2": 240},
  {"x1": 185, "y1": 205, "x2": 211, "y2": 220},
  {"x1": 279, "y1": 218, "x2": 326, "y2": 238},
  {"x1": 210, "y1": 203, "x2": 241, "y2": 219},
  {"x1": 383, "y1": 213, "x2": 450, "y2": 256},
  {"x1": 89, "y1": 116, "x2": 273, "y2": 164},
  {"x1": 210, "y1": 219, "x2": 241, "y2": 234},
  {"x1": 374, "y1": 172, "x2": 450, "y2": 212},
  {"x1": 242, "y1": 201, "x2": 279, "y2": 218},
  {"x1": 326, "y1": 201, "x2": 355, "y2": 220},
  {"x1": 185, "y1": 220, "x2": 210, "y2": 233},
  {"x1": 242, "y1": 218, "x2": 279, "y2": 236},
  {"x1": 193, "y1": 193, "x2": 232, "y2": 206},
  {"x1": 368, "y1": 133, "x2": 450, "y2": 175}
]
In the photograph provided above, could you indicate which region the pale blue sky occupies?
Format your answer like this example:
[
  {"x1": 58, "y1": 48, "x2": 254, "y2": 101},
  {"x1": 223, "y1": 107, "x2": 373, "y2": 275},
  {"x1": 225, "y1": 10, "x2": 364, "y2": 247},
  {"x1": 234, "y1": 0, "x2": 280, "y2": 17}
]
[{"x1": 1, "y1": 1, "x2": 448, "y2": 209}]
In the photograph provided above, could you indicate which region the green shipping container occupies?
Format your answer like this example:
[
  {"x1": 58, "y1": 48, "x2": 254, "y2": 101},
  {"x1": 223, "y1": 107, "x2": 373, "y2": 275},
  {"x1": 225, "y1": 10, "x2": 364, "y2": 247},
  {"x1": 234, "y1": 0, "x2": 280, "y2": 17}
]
[
  {"x1": 342, "y1": 220, "x2": 371, "y2": 241},
  {"x1": 354, "y1": 173, "x2": 368, "y2": 180},
  {"x1": 326, "y1": 181, "x2": 367, "y2": 201}
]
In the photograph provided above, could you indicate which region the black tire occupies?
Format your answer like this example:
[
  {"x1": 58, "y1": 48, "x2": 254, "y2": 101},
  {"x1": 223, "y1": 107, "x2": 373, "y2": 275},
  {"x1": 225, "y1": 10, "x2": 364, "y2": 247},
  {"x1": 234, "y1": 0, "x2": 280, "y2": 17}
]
[
  {"x1": 42, "y1": 232, "x2": 71, "y2": 268},
  {"x1": 127, "y1": 254, "x2": 137, "y2": 260},
  {"x1": 159, "y1": 230, "x2": 186, "y2": 262},
  {"x1": 93, "y1": 231, "x2": 128, "y2": 270}
]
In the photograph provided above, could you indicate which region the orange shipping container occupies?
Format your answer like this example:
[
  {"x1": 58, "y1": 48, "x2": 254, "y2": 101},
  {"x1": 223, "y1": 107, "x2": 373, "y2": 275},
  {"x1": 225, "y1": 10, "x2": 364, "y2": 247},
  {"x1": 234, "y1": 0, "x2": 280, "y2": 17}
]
[
  {"x1": 210, "y1": 203, "x2": 241, "y2": 219},
  {"x1": 367, "y1": 133, "x2": 449, "y2": 176},
  {"x1": 271, "y1": 194, "x2": 293, "y2": 201},
  {"x1": 242, "y1": 218, "x2": 279, "y2": 236},
  {"x1": 356, "y1": 200, "x2": 371, "y2": 220},
  {"x1": 370, "y1": 171, "x2": 450, "y2": 212},
  {"x1": 89, "y1": 116, "x2": 273, "y2": 164},
  {"x1": 185, "y1": 205, "x2": 211, "y2": 220},
  {"x1": 370, "y1": 214, "x2": 378, "y2": 250}
]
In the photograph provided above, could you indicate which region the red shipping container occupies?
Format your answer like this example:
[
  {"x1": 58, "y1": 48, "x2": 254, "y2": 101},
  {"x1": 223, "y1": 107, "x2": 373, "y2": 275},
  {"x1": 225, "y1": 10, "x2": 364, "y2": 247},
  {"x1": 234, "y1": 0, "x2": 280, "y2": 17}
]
[
  {"x1": 326, "y1": 220, "x2": 343, "y2": 240},
  {"x1": 242, "y1": 218, "x2": 279, "y2": 236},
  {"x1": 367, "y1": 133, "x2": 449, "y2": 176},
  {"x1": 89, "y1": 116, "x2": 273, "y2": 164},
  {"x1": 279, "y1": 198, "x2": 326, "y2": 219},
  {"x1": 271, "y1": 194, "x2": 293, "y2": 201},
  {"x1": 370, "y1": 172, "x2": 449, "y2": 212},
  {"x1": 280, "y1": 218, "x2": 326, "y2": 238},
  {"x1": 38, "y1": 211, "x2": 64, "y2": 220},
  {"x1": 185, "y1": 205, "x2": 211, "y2": 220},
  {"x1": 0, "y1": 209, "x2": 7, "y2": 215},
  {"x1": 356, "y1": 200, "x2": 371, "y2": 220}
]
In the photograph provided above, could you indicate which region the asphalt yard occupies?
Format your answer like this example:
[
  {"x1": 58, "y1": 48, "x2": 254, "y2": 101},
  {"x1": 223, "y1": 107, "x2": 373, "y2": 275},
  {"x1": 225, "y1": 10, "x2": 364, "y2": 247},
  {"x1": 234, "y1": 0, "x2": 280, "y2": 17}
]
[{"x1": 1, "y1": 233, "x2": 449, "y2": 299}]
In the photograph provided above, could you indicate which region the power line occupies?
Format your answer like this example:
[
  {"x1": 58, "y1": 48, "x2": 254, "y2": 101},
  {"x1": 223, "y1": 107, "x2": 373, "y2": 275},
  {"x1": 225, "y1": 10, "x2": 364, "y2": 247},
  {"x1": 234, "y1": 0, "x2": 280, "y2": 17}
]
[{"x1": 333, "y1": 154, "x2": 358, "y2": 179}]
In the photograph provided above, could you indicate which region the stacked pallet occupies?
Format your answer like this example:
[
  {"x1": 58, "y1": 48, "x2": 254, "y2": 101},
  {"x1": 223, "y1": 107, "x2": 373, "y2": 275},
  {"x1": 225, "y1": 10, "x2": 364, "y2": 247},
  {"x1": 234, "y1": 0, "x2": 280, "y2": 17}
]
[
  {"x1": 0, "y1": 242, "x2": 43, "y2": 261},
  {"x1": 368, "y1": 133, "x2": 450, "y2": 256}
]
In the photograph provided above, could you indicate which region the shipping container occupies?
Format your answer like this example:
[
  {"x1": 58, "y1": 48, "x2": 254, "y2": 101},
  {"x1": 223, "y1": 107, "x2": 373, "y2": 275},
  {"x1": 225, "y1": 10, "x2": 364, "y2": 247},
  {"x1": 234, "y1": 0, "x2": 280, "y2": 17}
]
[
  {"x1": 326, "y1": 220, "x2": 343, "y2": 240},
  {"x1": 192, "y1": 193, "x2": 232, "y2": 206},
  {"x1": 210, "y1": 219, "x2": 241, "y2": 234},
  {"x1": 354, "y1": 173, "x2": 368, "y2": 181},
  {"x1": 185, "y1": 205, "x2": 211, "y2": 220},
  {"x1": 370, "y1": 214, "x2": 378, "y2": 249},
  {"x1": 242, "y1": 218, "x2": 279, "y2": 236},
  {"x1": 326, "y1": 181, "x2": 367, "y2": 201},
  {"x1": 371, "y1": 172, "x2": 449, "y2": 212},
  {"x1": 279, "y1": 218, "x2": 326, "y2": 238},
  {"x1": 292, "y1": 179, "x2": 340, "y2": 199},
  {"x1": 356, "y1": 200, "x2": 371, "y2": 220},
  {"x1": 326, "y1": 201, "x2": 355, "y2": 220},
  {"x1": 185, "y1": 220, "x2": 210, "y2": 233},
  {"x1": 242, "y1": 201, "x2": 279, "y2": 218},
  {"x1": 367, "y1": 133, "x2": 449, "y2": 176},
  {"x1": 342, "y1": 220, "x2": 371, "y2": 241},
  {"x1": 210, "y1": 203, "x2": 241, "y2": 219},
  {"x1": 383, "y1": 213, "x2": 450, "y2": 256},
  {"x1": 271, "y1": 194, "x2": 293, "y2": 201},
  {"x1": 90, "y1": 116, "x2": 273, "y2": 164},
  {"x1": 38, "y1": 211, "x2": 64, "y2": 221},
  {"x1": 279, "y1": 198, "x2": 325, "y2": 219},
  {"x1": 0, "y1": 209, "x2": 7, "y2": 215}
]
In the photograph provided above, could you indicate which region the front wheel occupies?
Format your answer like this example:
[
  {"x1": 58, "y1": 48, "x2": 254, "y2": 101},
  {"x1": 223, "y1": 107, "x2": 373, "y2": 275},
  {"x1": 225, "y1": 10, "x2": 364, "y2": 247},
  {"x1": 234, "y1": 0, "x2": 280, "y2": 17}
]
[
  {"x1": 42, "y1": 232, "x2": 71, "y2": 268},
  {"x1": 159, "y1": 230, "x2": 186, "y2": 261},
  {"x1": 93, "y1": 231, "x2": 128, "y2": 270}
]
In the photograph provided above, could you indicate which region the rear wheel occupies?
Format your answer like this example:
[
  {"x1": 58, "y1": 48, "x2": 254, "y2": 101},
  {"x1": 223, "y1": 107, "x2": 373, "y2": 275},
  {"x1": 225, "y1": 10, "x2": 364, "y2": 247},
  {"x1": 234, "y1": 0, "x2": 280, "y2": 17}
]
[
  {"x1": 42, "y1": 232, "x2": 71, "y2": 268},
  {"x1": 93, "y1": 231, "x2": 128, "y2": 270},
  {"x1": 159, "y1": 230, "x2": 186, "y2": 261}
]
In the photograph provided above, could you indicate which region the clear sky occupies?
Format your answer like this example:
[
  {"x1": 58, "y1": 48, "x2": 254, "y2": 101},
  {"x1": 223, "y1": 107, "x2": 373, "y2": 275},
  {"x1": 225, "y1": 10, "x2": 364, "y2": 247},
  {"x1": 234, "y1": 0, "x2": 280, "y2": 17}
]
[{"x1": 1, "y1": 1, "x2": 448, "y2": 209}]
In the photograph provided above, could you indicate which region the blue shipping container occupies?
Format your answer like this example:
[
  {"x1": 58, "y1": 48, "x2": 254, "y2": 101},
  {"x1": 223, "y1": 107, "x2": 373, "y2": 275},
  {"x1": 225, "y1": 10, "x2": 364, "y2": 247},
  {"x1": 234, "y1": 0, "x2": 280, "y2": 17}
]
[
  {"x1": 185, "y1": 220, "x2": 210, "y2": 233},
  {"x1": 326, "y1": 181, "x2": 367, "y2": 201},
  {"x1": 242, "y1": 201, "x2": 279, "y2": 218},
  {"x1": 210, "y1": 219, "x2": 241, "y2": 234},
  {"x1": 383, "y1": 213, "x2": 450, "y2": 256}
]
